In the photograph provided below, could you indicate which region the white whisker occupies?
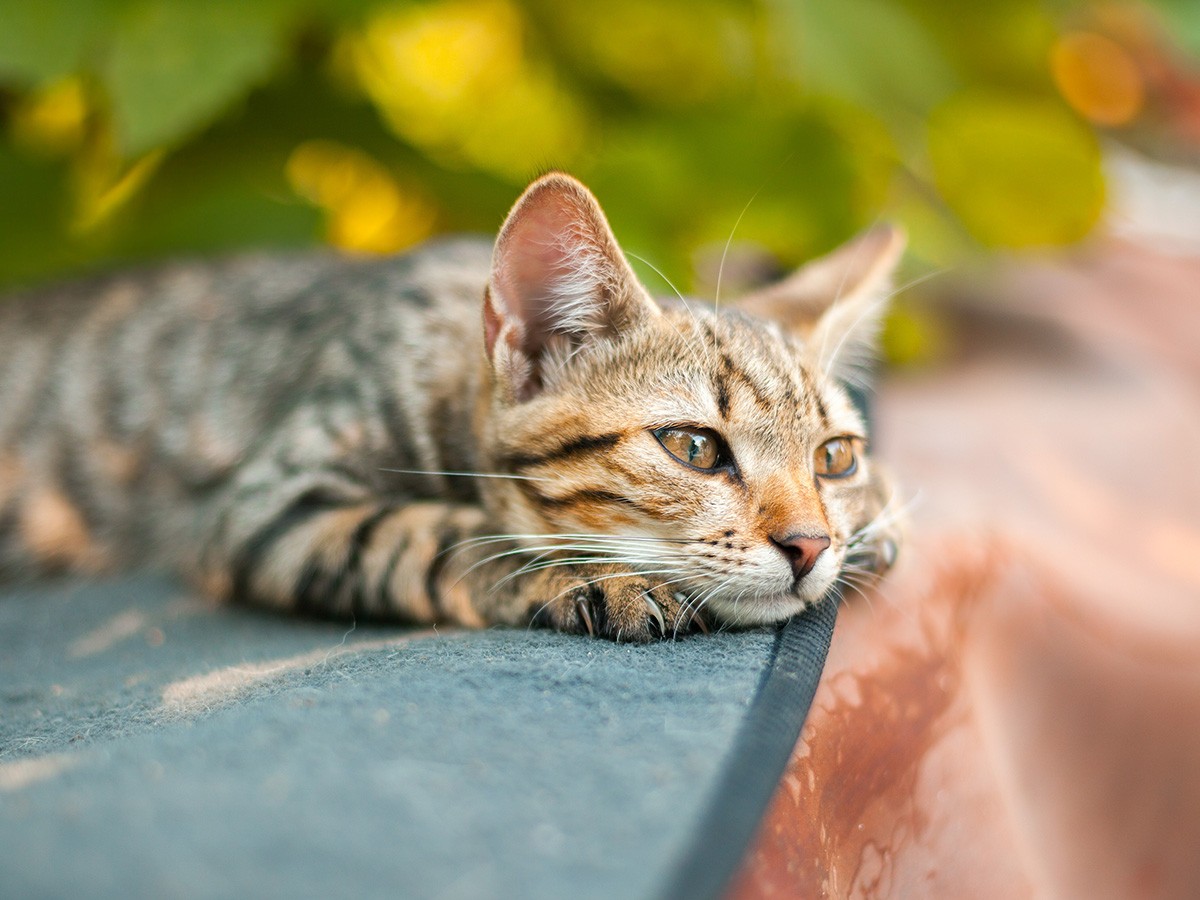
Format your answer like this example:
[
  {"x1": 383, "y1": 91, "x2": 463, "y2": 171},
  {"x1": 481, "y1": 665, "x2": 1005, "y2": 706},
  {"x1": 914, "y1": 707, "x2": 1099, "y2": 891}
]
[
  {"x1": 714, "y1": 189, "x2": 762, "y2": 311},
  {"x1": 625, "y1": 251, "x2": 687, "y2": 306},
  {"x1": 379, "y1": 467, "x2": 550, "y2": 483},
  {"x1": 625, "y1": 250, "x2": 715, "y2": 365}
]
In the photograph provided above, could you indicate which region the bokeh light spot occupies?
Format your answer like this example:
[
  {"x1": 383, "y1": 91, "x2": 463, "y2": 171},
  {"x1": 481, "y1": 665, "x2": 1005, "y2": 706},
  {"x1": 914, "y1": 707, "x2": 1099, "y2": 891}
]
[
  {"x1": 286, "y1": 140, "x2": 437, "y2": 254},
  {"x1": 11, "y1": 77, "x2": 88, "y2": 157},
  {"x1": 343, "y1": 0, "x2": 585, "y2": 178},
  {"x1": 1051, "y1": 31, "x2": 1144, "y2": 127}
]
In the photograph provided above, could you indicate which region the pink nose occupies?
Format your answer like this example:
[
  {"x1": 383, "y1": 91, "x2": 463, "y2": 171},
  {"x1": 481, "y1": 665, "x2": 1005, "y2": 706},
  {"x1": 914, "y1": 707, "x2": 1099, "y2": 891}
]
[{"x1": 771, "y1": 533, "x2": 831, "y2": 581}]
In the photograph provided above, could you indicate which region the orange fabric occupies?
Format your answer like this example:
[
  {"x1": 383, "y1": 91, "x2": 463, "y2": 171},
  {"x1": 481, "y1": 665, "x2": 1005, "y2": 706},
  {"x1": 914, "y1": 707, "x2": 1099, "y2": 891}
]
[{"x1": 731, "y1": 241, "x2": 1200, "y2": 899}]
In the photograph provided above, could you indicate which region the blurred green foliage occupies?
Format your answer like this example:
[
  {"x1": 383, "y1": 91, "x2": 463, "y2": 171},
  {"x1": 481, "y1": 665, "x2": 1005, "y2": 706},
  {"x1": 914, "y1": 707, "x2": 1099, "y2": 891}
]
[{"x1": 0, "y1": 0, "x2": 1192, "y2": 296}]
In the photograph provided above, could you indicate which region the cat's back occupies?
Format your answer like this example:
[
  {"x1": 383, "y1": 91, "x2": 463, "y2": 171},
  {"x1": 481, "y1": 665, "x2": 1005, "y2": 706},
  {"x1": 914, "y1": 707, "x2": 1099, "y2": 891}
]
[
  {"x1": 0, "y1": 235, "x2": 493, "y2": 342},
  {"x1": 0, "y1": 238, "x2": 494, "y2": 575},
  {"x1": 0, "y1": 236, "x2": 493, "y2": 437}
]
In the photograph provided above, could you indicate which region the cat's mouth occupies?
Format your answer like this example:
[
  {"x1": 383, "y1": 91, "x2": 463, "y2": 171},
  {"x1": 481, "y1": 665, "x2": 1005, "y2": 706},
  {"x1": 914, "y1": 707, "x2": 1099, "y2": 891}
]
[
  {"x1": 705, "y1": 590, "x2": 817, "y2": 627},
  {"x1": 599, "y1": 536, "x2": 840, "y2": 627}
]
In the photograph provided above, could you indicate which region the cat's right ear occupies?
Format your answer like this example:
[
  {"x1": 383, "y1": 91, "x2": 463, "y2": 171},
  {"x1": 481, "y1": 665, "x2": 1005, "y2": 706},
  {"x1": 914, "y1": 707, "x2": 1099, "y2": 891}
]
[
  {"x1": 737, "y1": 224, "x2": 905, "y2": 389},
  {"x1": 484, "y1": 173, "x2": 658, "y2": 402}
]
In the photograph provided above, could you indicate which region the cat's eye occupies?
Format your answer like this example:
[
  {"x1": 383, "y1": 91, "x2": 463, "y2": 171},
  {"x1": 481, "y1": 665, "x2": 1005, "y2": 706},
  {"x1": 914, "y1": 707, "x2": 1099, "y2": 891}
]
[
  {"x1": 814, "y1": 437, "x2": 858, "y2": 478},
  {"x1": 653, "y1": 427, "x2": 728, "y2": 471}
]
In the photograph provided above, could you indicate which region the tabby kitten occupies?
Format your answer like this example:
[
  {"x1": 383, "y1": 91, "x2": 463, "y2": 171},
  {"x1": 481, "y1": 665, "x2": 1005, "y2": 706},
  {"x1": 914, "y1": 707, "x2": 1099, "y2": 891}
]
[{"x1": 0, "y1": 174, "x2": 902, "y2": 640}]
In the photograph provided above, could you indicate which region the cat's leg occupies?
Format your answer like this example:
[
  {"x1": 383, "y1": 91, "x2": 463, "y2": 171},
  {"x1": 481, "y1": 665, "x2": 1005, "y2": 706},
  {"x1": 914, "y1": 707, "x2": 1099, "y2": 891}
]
[
  {"x1": 193, "y1": 476, "x2": 697, "y2": 637},
  {"x1": 196, "y1": 488, "x2": 510, "y2": 625}
]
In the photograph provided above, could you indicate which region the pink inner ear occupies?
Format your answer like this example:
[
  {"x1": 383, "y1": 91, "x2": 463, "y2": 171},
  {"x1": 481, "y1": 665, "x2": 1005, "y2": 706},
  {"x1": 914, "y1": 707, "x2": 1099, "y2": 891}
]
[
  {"x1": 489, "y1": 184, "x2": 598, "y2": 357},
  {"x1": 499, "y1": 234, "x2": 571, "y2": 348}
]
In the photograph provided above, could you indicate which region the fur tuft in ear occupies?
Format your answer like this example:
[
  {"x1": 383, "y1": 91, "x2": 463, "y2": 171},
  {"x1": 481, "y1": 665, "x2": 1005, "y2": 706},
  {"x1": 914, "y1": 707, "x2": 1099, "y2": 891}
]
[
  {"x1": 484, "y1": 173, "x2": 658, "y2": 401},
  {"x1": 738, "y1": 224, "x2": 905, "y2": 388}
]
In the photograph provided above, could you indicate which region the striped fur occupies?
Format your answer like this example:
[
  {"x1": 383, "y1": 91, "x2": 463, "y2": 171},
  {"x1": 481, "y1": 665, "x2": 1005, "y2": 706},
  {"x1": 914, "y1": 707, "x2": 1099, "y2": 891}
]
[{"x1": 0, "y1": 174, "x2": 904, "y2": 640}]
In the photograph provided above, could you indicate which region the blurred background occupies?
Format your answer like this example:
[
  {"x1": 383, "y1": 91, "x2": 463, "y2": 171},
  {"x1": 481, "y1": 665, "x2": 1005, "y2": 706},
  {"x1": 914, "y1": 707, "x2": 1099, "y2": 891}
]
[
  {"x1": 1, "y1": 0, "x2": 1198, "y2": 362},
  {"x1": 3, "y1": 5, "x2": 1199, "y2": 894}
]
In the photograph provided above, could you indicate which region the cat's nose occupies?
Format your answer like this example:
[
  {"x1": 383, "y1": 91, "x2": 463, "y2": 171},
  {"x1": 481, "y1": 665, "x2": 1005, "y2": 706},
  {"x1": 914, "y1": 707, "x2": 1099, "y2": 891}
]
[{"x1": 771, "y1": 533, "x2": 831, "y2": 581}]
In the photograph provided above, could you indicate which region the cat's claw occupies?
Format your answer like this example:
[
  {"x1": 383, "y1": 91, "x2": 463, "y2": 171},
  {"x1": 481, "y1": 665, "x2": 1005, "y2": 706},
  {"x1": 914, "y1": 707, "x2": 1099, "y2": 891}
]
[
  {"x1": 524, "y1": 565, "x2": 706, "y2": 642},
  {"x1": 576, "y1": 598, "x2": 596, "y2": 637},
  {"x1": 643, "y1": 595, "x2": 666, "y2": 637}
]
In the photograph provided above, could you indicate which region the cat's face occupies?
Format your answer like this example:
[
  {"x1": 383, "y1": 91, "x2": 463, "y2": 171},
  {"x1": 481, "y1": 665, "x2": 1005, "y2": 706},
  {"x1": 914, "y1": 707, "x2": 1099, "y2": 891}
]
[{"x1": 479, "y1": 174, "x2": 902, "y2": 626}]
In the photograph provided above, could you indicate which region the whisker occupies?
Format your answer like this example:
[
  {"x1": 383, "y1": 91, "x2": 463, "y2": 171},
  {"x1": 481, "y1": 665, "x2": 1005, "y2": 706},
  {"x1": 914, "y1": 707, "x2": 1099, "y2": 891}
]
[
  {"x1": 714, "y1": 189, "x2": 762, "y2": 311},
  {"x1": 379, "y1": 467, "x2": 550, "y2": 483},
  {"x1": 818, "y1": 212, "x2": 886, "y2": 375},
  {"x1": 847, "y1": 489, "x2": 923, "y2": 547},
  {"x1": 836, "y1": 573, "x2": 875, "y2": 613},
  {"x1": 681, "y1": 577, "x2": 733, "y2": 636},
  {"x1": 461, "y1": 542, "x2": 672, "y2": 584},
  {"x1": 495, "y1": 557, "x2": 688, "y2": 590},
  {"x1": 626, "y1": 251, "x2": 687, "y2": 306},
  {"x1": 448, "y1": 532, "x2": 694, "y2": 550},
  {"x1": 440, "y1": 531, "x2": 693, "y2": 563},
  {"x1": 885, "y1": 266, "x2": 950, "y2": 302},
  {"x1": 535, "y1": 569, "x2": 694, "y2": 611},
  {"x1": 713, "y1": 150, "x2": 797, "y2": 310},
  {"x1": 625, "y1": 250, "x2": 714, "y2": 364},
  {"x1": 822, "y1": 266, "x2": 950, "y2": 390}
]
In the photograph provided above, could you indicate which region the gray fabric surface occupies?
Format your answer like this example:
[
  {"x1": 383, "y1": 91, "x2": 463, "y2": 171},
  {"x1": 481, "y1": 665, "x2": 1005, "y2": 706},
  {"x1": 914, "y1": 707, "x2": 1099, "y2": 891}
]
[{"x1": 0, "y1": 576, "x2": 779, "y2": 899}]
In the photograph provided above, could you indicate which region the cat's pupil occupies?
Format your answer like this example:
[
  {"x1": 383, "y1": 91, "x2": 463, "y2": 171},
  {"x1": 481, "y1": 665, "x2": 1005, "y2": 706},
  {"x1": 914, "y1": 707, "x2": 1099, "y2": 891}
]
[
  {"x1": 654, "y1": 427, "x2": 722, "y2": 470},
  {"x1": 814, "y1": 437, "x2": 856, "y2": 477}
]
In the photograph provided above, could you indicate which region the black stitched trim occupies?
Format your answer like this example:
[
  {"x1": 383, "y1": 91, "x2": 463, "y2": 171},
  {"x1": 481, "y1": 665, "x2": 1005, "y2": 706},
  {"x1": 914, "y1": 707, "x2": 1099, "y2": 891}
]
[{"x1": 657, "y1": 591, "x2": 840, "y2": 900}]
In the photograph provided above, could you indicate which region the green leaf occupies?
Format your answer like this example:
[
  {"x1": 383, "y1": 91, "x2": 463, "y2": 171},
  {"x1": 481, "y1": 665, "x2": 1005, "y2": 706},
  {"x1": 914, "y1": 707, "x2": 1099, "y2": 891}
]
[
  {"x1": 1154, "y1": 0, "x2": 1200, "y2": 57},
  {"x1": 0, "y1": 146, "x2": 80, "y2": 288},
  {"x1": 0, "y1": 0, "x2": 104, "y2": 83},
  {"x1": 770, "y1": 0, "x2": 958, "y2": 116},
  {"x1": 928, "y1": 92, "x2": 1104, "y2": 247},
  {"x1": 104, "y1": 1, "x2": 288, "y2": 156}
]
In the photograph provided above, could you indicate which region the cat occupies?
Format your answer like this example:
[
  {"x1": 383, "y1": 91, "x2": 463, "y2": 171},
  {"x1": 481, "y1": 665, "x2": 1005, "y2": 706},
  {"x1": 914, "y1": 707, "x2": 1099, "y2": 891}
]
[{"x1": 0, "y1": 173, "x2": 903, "y2": 641}]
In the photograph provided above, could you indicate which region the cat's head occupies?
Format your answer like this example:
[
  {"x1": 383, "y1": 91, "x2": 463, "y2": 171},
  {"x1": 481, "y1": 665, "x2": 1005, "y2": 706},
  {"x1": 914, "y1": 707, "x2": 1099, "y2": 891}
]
[{"x1": 479, "y1": 173, "x2": 904, "y2": 626}]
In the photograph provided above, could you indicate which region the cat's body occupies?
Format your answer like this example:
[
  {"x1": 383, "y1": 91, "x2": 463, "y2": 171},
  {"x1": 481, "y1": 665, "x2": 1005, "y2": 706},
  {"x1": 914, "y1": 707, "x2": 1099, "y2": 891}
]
[{"x1": 0, "y1": 174, "x2": 902, "y2": 639}]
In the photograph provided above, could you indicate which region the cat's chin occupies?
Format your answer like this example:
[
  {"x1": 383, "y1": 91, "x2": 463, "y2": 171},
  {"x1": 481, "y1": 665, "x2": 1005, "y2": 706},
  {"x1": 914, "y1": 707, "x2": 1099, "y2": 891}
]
[{"x1": 707, "y1": 591, "x2": 817, "y2": 627}]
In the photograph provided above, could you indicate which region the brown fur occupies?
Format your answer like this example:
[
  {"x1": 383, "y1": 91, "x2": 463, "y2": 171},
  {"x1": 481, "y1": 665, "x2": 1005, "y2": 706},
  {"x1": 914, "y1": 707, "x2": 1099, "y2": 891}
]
[{"x1": 0, "y1": 174, "x2": 903, "y2": 640}]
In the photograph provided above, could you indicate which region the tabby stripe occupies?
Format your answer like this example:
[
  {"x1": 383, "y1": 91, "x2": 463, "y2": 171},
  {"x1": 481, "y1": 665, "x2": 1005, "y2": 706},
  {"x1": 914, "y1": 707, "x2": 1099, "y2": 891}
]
[
  {"x1": 714, "y1": 372, "x2": 731, "y2": 418},
  {"x1": 502, "y1": 432, "x2": 622, "y2": 471},
  {"x1": 719, "y1": 352, "x2": 774, "y2": 412},
  {"x1": 813, "y1": 392, "x2": 829, "y2": 426},
  {"x1": 524, "y1": 484, "x2": 644, "y2": 511},
  {"x1": 799, "y1": 366, "x2": 829, "y2": 424},
  {"x1": 342, "y1": 503, "x2": 401, "y2": 616},
  {"x1": 292, "y1": 505, "x2": 377, "y2": 617},
  {"x1": 230, "y1": 487, "x2": 351, "y2": 604},
  {"x1": 377, "y1": 540, "x2": 408, "y2": 614},
  {"x1": 423, "y1": 521, "x2": 464, "y2": 617},
  {"x1": 293, "y1": 546, "x2": 330, "y2": 616}
]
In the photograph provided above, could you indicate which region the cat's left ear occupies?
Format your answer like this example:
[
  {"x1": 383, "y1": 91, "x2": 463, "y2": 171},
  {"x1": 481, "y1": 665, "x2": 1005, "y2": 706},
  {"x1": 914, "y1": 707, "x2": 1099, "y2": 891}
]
[
  {"x1": 737, "y1": 224, "x2": 905, "y2": 387},
  {"x1": 484, "y1": 173, "x2": 659, "y2": 401}
]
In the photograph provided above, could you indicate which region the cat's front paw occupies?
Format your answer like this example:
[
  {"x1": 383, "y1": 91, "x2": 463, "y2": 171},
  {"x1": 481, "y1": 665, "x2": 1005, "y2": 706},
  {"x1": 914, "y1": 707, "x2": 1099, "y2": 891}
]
[
  {"x1": 852, "y1": 530, "x2": 900, "y2": 577},
  {"x1": 846, "y1": 468, "x2": 905, "y2": 579},
  {"x1": 525, "y1": 563, "x2": 708, "y2": 642},
  {"x1": 846, "y1": 508, "x2": 902, "y2": 579}
]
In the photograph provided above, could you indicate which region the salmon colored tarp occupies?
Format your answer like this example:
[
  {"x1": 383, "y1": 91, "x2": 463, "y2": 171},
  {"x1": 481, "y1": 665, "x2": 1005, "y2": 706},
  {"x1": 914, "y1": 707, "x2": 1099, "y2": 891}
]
[{"x1": 732, "y1": 241, "x2": 1200, "y2": 900}]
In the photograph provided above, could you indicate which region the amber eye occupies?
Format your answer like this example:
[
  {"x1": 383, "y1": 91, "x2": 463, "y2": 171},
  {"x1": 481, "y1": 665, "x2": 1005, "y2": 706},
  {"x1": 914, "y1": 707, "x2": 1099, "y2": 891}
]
[
  {"x1": 814, "y1": 437, "x2": 858, "y2": 478},
  {"x1": 653, "y1": 427, "x2": 727, "y2": 471}
]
